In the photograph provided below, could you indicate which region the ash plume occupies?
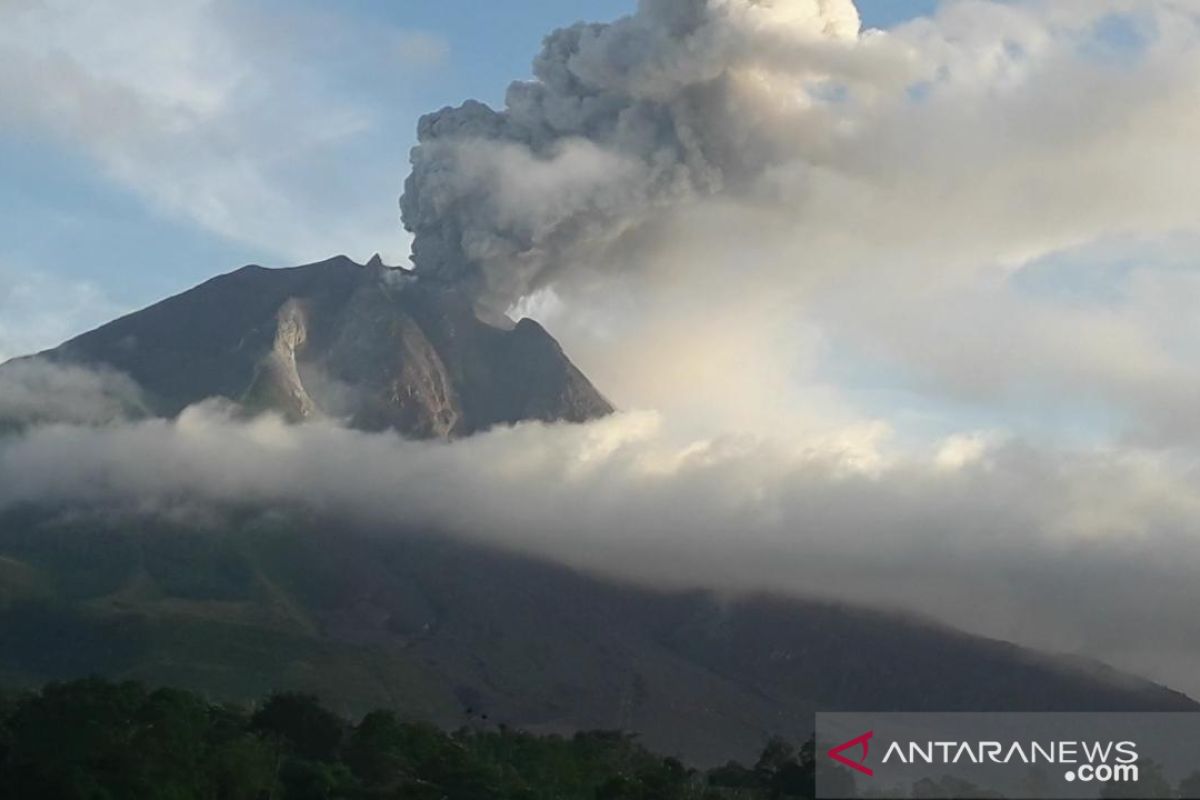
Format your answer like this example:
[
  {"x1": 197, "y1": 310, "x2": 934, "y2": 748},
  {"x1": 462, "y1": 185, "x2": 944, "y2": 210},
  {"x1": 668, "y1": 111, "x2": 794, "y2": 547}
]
[{"x1": 400, "y1": 0, "x2": 908, "y2": 312}]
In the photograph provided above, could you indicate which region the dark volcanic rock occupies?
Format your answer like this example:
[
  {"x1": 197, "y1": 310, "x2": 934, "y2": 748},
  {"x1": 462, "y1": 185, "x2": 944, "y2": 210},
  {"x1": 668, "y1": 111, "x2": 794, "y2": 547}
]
[{"x1": 10, "y1": 256, "x2": 611, "y2": 437}]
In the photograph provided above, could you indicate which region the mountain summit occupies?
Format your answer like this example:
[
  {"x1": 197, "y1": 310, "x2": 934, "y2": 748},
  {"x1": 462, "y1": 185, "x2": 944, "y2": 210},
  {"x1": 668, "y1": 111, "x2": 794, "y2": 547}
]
[{"x1": 15, "y1": 256, "x2": 612, "y2": 437}]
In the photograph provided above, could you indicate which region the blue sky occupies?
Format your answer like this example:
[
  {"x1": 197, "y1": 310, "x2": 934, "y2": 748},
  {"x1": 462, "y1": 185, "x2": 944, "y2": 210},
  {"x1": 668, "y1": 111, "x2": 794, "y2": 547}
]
[{"x1": 0, "y1": 0, "x2": 934, "y2": 360}]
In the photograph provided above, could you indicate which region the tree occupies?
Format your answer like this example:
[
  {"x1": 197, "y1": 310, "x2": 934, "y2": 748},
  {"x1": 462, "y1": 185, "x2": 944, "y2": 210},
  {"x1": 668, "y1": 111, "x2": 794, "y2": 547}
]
[
  {"x1": 756, "y1": 737, "x2": 797, "y2": 782},
  {"x1": 251, "y1": 692, "x2": 345, "y2": 762},
  {"x1": 0, "y1": 676, "x2": 839, "y2": 800},
  {"x1": 0, "y1": 677, "x2": 149, "y2": 798},
  {"x1": 344, "y1": 709, "x2": 412, "y2": 787}
]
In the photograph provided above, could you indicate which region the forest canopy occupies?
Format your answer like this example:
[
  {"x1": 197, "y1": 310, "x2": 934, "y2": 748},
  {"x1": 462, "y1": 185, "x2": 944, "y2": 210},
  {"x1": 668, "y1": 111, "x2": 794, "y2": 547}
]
[{"x1": 0, "y1": 677, "x2": 830, "y2": 799}]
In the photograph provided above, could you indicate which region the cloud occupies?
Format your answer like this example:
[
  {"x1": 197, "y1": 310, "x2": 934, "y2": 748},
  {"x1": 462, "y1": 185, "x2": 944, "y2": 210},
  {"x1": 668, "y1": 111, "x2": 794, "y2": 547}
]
[
  {"x1": 0, "y1": 0, "x2": 447, "y2": 264},
  {"x1": 400, "y1": 0, "x2": 1200, "y2": 306},
  {"x1": 802, "y1": 236, "x2": 1200, "y2": 447},
  {"x1": 3, "y1": 405, "x2": 1200, "y2": 696},
  {"x1": 401, "y1": 0, "x2": 918, "y2": 309},
  {"x1": 393, "y1": 0, "x2": 1200, "y2": 448},
  {"x1": 0, "y1": 359, "x2": 145, "y2": 427},
  {"x1": 0, "y1": 267, "x2": 124, "y2": 363}
]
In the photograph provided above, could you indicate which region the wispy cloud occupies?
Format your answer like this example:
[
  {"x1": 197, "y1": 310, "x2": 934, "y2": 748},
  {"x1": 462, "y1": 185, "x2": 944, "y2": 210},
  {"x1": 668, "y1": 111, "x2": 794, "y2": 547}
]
[{"x1": 0, "y1": 0, "x2": 447, "y2": 264}]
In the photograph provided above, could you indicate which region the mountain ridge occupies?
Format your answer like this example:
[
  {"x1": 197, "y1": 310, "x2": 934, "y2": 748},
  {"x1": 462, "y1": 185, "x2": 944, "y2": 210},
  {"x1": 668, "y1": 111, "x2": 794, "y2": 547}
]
[
  {"x1": 0, "y1": 511, "x2": 1192, "y2": 765},
  {"x1": 4, "y1": 255, "x2": 612, "y2": 437}
]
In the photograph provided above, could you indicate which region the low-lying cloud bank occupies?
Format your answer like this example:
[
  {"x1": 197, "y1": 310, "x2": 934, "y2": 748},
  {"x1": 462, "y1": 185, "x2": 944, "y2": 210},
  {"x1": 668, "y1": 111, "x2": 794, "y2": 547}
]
[
  {"x1": 0, "y1": 360, "x2": 146, "y2": 427},
  {"x1": 3, "y1": 404, "x2": 1199, "y2": 696}
]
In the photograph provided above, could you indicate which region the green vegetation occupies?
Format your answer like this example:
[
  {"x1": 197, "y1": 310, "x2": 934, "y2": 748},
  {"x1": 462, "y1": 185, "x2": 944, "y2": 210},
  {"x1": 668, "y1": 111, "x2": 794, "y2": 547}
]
[{"x1": 0, "y1": 677, "x2": 829, "y2": 799}]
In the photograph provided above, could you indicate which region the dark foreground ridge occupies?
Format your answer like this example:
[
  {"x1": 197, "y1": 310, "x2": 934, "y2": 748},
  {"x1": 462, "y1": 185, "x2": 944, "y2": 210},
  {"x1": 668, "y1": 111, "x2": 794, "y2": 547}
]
[
  {"x1": 5, "y1": 678, "x2": 1198, "y2": 799},
  {"x1": 0, "y1": 512, "x2": 1192, "y2": 765},
  {"x1": 9, "y1": 255, "x2": 612, "y2": 437}
]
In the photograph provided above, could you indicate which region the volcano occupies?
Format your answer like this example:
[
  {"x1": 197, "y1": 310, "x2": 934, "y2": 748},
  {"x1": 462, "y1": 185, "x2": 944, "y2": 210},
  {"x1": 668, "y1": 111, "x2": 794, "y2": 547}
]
[{"x1": 5, "y1": 255, "x2": 611, "y2": 437}]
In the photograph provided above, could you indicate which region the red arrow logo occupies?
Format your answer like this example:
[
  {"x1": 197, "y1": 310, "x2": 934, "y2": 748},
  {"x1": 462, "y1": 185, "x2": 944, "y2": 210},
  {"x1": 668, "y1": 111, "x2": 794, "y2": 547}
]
[{"x1": 827, "y1": 730, "x2": 874, "y2": 776}]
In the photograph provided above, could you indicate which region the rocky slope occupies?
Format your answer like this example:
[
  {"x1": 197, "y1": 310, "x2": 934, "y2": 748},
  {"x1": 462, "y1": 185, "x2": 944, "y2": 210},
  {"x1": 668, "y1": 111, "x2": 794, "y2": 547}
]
[{"x1": 5, "y1": 255, "x2": 611, "y2": 437}]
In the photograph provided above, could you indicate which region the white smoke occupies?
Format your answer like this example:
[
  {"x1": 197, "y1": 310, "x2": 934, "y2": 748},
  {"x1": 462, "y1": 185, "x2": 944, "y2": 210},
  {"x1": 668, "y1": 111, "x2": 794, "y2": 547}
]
[
  {"x1": 400, "y1": 0, "x2": 913, "y2": 310},
  {"x1": 398, "y1": 0, "x2": 1200, "y2": 450}
]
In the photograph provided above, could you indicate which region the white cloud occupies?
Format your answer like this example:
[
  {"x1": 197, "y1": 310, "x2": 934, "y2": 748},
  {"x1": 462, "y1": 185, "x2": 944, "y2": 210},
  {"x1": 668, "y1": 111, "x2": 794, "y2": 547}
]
[
  {"x1": 0, "y1": 359, "x2": 144, "y2": 425},
  {"x1": 441, "y1": 0, "x2": 1200, "y2": 449},
  {"x1": 4, "y1": 405, "x2": 1200, "y2": 695},
  {"x1": 0, "y1": 0, "x2": 446, "y2": 264}
]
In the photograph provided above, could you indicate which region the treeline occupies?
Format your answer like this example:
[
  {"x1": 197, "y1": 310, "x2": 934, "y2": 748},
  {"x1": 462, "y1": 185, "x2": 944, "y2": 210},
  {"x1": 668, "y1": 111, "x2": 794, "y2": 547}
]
[{"x1": 0, "y1": 677, "x2": 831, "y2": 799}]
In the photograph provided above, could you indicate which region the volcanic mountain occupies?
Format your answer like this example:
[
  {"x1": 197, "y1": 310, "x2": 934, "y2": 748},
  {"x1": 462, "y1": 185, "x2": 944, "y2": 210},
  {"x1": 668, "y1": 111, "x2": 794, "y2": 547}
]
[
  {"x1": 5, "y1": 255, "x2": 611, "y2": 436},
  {"x1": 0, "y1": 257, "x2": 1194, "y2": 764}
]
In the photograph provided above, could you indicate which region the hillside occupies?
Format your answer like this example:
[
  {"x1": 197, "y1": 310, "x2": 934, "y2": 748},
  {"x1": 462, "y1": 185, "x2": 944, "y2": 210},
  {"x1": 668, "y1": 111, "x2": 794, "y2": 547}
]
[
  {"x1": 0, "y1": 508, "x2": 1190, "y2": 765},
  {"x1": 2, "y1": 256, "x2": 611, "y2": 437}
]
